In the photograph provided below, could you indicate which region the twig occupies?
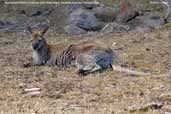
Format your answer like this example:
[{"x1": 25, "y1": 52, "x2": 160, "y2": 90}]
[
  {"x1": 24, "y1": 88, "x2": 40, "y2": 92},
  {"x1": 26, "y1": 91, "x2": 41, "y2": 96},
  {"x1": 128, "y1": 102, "x2": 164, "y2": 112},
  {"x1": 24, "y1": 88, "x2": 41, "y2": 96}
]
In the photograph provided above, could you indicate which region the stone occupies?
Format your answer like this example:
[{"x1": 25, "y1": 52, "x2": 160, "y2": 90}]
[
  {"x1": 65, "y1": 24, "x2": 86, "y2": 35},
  {"x1": 92, "y1": 5, "x2": 118, "y2": 22},
  {"x1": 128, "y1": 12, "x2": 165, "y2": 32},
  {"x1": 67, "y1": 8, "x2": 104, "y2": 33},
  {"x1": 115, "y1": 0, "x2": 138, "y2": 23}
]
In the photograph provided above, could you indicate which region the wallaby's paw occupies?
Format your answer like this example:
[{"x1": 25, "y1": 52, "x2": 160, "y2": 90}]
[
  {"x1": 76, "y1": 69, "x2": 87, "y2": 76},
  {"x1": 46, "y1": 60, "x2": 53, "y2": 66},
  {"x1": 23, "y1": 61, "x2": 31, "y2": 68}
]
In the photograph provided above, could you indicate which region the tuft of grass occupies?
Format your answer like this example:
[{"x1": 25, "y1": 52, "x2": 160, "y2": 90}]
[{"x1": 154, "y1": 30, "x2": 162, "y2": 39}]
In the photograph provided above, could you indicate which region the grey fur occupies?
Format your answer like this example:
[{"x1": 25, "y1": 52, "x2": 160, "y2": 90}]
[
  {"x1": 32, "y1": 39, "x2": 49, "y2": 65},
  {"x1": 75, "y1": 48, "x2": 115, "y2": 74},
  {"x1": 28, "y1": 24, "x2": 158, "y2": 76}
]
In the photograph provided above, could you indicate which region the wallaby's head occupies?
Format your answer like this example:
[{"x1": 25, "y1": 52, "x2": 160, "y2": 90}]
[{"x1": 28, "y1": 24, "x2": 49, "y2": 50}]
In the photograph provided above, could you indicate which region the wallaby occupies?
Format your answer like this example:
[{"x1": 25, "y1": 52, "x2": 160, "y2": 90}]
[{"x1": 27, "y1": 23, "x2": 164, "y2": 76}]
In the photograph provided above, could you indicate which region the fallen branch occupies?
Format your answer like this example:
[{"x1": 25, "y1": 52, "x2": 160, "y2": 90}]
[
  {"x1": 150, "y1": 0, "x2": 171, "y2": 21},
  {"x1": 127, "y1": 102, "x2": 164, "y2": 112},
  {"x1": 24, "y1": 88, "x2": 40, "y2": 92},
  {"x1": 24, "y1": 88, "x2": 41, "y2": 96}
]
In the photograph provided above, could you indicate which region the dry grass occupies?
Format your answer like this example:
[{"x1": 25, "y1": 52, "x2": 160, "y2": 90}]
[{"x1": 0, "y1": 26, "x2": 171, "y2": 114}]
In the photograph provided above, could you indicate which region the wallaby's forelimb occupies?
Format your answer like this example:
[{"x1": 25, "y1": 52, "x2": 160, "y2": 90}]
[{"x1": 112, "y1": 65, "x2": 151, "y2": 76}]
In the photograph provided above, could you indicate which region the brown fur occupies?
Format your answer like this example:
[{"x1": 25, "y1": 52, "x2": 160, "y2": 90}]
[
  {"x1": 27, "y1": 24, "x2": 115, "y2": 75},
  {"x1": 47, "y1": 40, "x2": 113, "y2": 67},
  {"x1": 27, "y1": 24, "x2": 154, "y2": 76}
]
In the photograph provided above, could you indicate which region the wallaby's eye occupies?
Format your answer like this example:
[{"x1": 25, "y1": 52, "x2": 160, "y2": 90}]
[{"x1": 30, "y1": 39, "x2": 33, "y2": 42}]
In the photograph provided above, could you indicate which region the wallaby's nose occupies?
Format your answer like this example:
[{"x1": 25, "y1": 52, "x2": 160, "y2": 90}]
[
  {"x1": 32, "y1": 42, "x2": 39, "y2": 50},
  {"x1": 32, "y1": 39, "x2": 42, "y2": 50}
]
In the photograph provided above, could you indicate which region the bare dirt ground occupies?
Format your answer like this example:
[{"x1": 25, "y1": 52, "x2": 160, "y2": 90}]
[{"x1": 0, "y1": 26, "x2": 171, "y2": 114}]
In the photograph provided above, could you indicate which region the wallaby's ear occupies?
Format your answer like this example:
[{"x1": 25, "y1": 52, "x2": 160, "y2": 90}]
[
  {"x1": 27, "y1": 26, "x2": 33, "y2": 34},
  {"x1": 27, "y1": 26, "x2": 35, "y2": 41},
  {"x1": 41, "y1": 24, "x2": 49, "y2": 36},
  {"x1": 27, "y1": 23, "x2": 49, "y2": 38}
]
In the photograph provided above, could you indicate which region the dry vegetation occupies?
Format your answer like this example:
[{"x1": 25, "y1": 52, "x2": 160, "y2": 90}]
[
  {"x1": 0, "y1": 0, "x2": 171, "y2": 114},
  {"x1": 0, "y1": 25, "x2": 171, "y2": 114}
]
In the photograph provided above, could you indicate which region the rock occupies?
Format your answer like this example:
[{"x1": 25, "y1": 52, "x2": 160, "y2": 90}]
[
  {"x1": 65, "y1": 24, "x2": 86, "y2": 35},
  {"x1": 0, "y1": 14, "x2": 27, "y2": 26},
  {"x1": 128, "y1": 12, "x2": 165, "y2": 31},
  {"x1": 0, "y1": 0, "x2": 4, "y2": 6},
  {"x1": 29, "y1": 8, "x2": 54, "y2": 17},
  {"x1": 82, "y1": 3, "x2": 100, "y2": 9},
  {"x1": 67, "y1": 8, "x2": 104, "y2": 33},
  {"x1": 49, "y1": 5, "x2": 83, "y2": 32},
  {"x1": 115, "y1": 0, "x2": 138, "y2": 23},
  {"x1": 92, "y1": 5, "x2": 118, "y2": 22},
  {"x1": 0, "y1": 20, "x2": 4, "y2": 26}
]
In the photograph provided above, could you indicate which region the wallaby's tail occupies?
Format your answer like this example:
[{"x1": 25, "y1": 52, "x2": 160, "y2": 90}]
[{"x1": 112, "y1": 65, "x2": 151, "y2": 76}]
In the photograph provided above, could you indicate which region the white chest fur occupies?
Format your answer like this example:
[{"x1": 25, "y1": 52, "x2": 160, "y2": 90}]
[{"x1": 32, "y1": 50, "x2": 40, "y2": 64}]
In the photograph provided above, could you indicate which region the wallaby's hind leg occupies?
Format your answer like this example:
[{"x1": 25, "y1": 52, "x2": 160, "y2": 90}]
[
  {"x1": 89, "y1": 63, "x2": 102, "y2": 73},
  {"x1": 76, "y1": 63, "x2": 102, "y2": 76},
  {"x1": 75, "y1": 52, "x2": 113, "y2": 75},
  {"x1": 75, "y1": 54, "x2": 102, "y2": 75}
]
